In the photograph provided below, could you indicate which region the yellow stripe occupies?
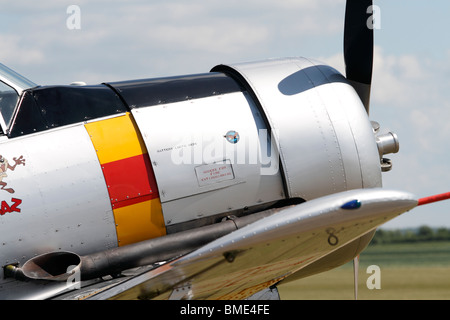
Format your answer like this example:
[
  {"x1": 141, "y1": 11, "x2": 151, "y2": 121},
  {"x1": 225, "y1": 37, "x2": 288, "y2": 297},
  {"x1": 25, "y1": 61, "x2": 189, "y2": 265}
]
[
  {"x1": 85, "y1": 113, "x2": 147, "y2": 164},
  {"x1": 113, "y1": 198, "x2": 166, "y2": 246}
]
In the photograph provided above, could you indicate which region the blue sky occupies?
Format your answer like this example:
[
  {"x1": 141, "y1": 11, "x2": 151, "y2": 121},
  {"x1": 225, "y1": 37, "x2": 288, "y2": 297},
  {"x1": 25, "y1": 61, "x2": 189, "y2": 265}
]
[{"x1": 0, "y1": 0, "x2": 449, "y2": 229}]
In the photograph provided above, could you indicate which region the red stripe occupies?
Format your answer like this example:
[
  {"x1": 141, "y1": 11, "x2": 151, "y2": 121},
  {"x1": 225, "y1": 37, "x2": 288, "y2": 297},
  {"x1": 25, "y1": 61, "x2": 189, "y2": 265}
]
[{"x1": 101, "y1": 153, "x2": 159, "y2": 205}]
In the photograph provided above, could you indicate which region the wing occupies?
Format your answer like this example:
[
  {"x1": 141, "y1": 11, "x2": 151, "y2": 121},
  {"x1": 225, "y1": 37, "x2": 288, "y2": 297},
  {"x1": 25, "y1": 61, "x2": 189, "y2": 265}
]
[{"x1": 87, "y1": 188, "x2": 417, "y2": 300}]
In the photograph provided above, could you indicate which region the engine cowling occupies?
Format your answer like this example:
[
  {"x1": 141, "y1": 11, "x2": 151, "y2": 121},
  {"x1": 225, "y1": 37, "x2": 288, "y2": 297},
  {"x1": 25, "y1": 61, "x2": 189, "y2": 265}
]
[{"x1": 105, "y1": 57, "x2": 382, "y2": 233}]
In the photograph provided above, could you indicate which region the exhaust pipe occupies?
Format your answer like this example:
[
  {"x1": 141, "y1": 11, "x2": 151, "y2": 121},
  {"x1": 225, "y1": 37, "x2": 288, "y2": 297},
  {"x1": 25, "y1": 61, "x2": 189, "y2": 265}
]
[
  {"x1": 5, "y1": 206, "x2": 291, "y2": 282},
  {"x1": 4, "y1": 252, "x2": 81, "y2": 282}
]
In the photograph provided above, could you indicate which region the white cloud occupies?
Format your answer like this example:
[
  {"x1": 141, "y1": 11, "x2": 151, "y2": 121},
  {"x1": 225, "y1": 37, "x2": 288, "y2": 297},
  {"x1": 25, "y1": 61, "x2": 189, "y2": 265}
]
[
  {"x1": 0, "y1": 35, "x2": 45, "y2": 65},
  {"x1": 0, "y1": 1, "x2": 348, "y2": 84}
]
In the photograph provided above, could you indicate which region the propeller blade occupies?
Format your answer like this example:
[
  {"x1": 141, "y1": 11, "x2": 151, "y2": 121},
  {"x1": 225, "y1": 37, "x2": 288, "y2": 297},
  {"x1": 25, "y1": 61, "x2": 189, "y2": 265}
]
[
  {"x1": 353, "y1": 255, "x2": 359, "y2": 300},
  {"x1": 344, "y1": 0, "x2": 374, "y2": 113}
]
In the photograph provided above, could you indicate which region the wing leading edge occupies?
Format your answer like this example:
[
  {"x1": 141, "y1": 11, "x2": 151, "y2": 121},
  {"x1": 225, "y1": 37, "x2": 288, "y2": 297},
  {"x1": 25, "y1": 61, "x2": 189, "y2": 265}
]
[{"x1": 88, "y1": 188, "x2": 417, "y2": 300}]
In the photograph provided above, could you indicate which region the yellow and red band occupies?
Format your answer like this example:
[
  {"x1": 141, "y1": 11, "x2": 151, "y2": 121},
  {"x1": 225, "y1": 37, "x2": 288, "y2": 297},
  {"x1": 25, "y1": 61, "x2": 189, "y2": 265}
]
[{"x1": 85, "y1": 113, "x2": 166, "y2": 246}]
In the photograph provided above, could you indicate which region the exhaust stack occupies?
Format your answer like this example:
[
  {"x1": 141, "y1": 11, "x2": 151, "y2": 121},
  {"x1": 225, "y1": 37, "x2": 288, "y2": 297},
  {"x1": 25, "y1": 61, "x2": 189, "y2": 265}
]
[{"x1": 5, "y1": 206, "x2": 290, "y2": 282}]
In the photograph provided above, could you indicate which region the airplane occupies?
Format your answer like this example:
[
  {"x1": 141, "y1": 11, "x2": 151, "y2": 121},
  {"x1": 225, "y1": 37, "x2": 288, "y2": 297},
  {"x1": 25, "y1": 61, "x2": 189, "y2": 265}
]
[{"x1": 0, "y1": 0, "x2": 448, "y2": 300}]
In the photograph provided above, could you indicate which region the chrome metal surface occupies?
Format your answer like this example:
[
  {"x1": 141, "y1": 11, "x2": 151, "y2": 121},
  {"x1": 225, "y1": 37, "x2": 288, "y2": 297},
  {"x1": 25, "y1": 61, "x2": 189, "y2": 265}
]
[{"x1": 132, "y1": 91, "x2": 285, "y2": 226}]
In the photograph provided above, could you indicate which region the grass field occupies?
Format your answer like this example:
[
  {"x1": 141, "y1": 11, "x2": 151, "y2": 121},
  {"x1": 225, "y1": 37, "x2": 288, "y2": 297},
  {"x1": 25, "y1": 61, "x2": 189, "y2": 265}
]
[{"x1": 278, "y1": 241, "x2": 450, "y2": 300}]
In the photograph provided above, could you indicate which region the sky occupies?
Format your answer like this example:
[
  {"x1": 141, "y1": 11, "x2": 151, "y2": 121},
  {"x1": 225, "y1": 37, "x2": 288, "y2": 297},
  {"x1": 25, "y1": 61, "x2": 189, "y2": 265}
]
[{"x1": 0, "y1": 0, "x2": 449, "y2": 229}]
